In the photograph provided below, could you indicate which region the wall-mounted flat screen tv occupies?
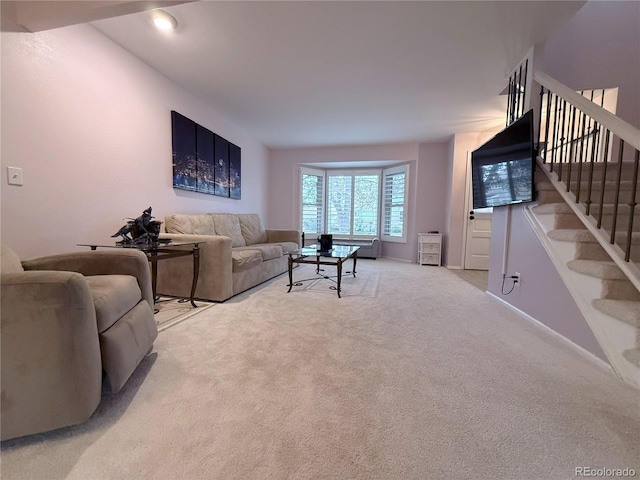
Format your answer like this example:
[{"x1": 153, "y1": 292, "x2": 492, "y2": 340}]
[{"x1": 471, "y1": 109, "x2": 535, "y2": 209}]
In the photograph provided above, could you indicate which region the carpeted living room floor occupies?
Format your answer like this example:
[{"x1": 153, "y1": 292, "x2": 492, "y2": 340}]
[{"x1": 2, "y1": 259, "x2": 639, "y2": 480}]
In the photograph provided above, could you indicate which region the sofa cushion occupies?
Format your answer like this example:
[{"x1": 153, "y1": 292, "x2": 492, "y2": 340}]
[
  {"x1": 272, "y1": 242, "x2": 299, "y2": 255},
  {"x1": 85, "y1": 275, "x2": 142, "y2": 334},
  {"x1": 250, "y1": 244, "x2": 284, "y2": 261},
  {"x1": 165, "y1": 214, "x2": 216, "y2": 235},
  {"x1": 212, "y1": 214, "x2": 246, "y2": 247},
  {"x1": 238, "y1": 214, "x2": 268, "y2": 246},
  {"x1": 1, "y1": 245, "x2": 24, "y2": 273},
  {"x1": 231, "y1": 250, "x2": 263, "y2": 272}
]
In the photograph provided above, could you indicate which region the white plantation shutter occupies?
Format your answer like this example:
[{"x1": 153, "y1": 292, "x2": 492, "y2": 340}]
[
  {"x1": 326, "y1": 170, "x2": 380, "y2": 238},
  {"x1": 300, "y1": 165, "x2": 408, "y2": 242},
  {"x1": 353, "y1": 175, "x2": 379, "y2": 236},
  {"x1": 300, "y1": 168, "x2": 325, "y2": 234},
  {"x1": 327, "y1": 174, "x2": 352, "y2": 235},
  {"x1": 382, "y1": 165, "x2": 409, "y2": 242}
]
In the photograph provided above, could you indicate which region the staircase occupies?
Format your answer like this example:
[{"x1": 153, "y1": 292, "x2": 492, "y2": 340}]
[
  {"x1": 531, "y1": 163, "x2": 640, "y2": 386},
  {"x1": 499, "y1": 53, "x2": 640, "y2": 386}
]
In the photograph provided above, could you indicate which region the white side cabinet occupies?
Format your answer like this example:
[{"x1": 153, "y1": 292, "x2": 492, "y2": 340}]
[{"x1": 418, "y1": 233, "x2": 442, "y2": 266}]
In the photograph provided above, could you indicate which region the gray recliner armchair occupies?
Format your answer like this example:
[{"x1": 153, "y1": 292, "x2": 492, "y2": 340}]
[{"x1": 1, "y1": 244, "x2": 158, "y2": 441}]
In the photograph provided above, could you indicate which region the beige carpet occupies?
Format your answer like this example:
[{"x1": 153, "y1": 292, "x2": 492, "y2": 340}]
[
  {"x1": 154, "y1": 296, "x2": 215, "y2": 332},
  {"x1": 2, "y1": 260, "x2": 639, "y2": 480}
]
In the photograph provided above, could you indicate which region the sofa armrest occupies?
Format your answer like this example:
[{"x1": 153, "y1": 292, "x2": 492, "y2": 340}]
[
  {"x1": 266, "y1": 229, "x2": 301, "y2": 246},
  {"x1": 1, "y1": 271, "x2": 102, "y2": 440},
  {"x1": 156, "y1": 233, "x2": 234, "y2": 302},
  {"x1": 22, "y1": 250, "x2": 154, "y2": 308}
]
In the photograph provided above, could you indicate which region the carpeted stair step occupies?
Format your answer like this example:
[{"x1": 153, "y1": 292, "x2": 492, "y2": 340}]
[
  {"x1": 567, "y1": 259, "x2": 627, "y2": 280},
  {"x1": 535, "y1": 181, "x2": 564, "y2": 204},
  {"x1": 592, "y1": 299, "x2": 640, "y2": 327},
  {"x1": 587, "y1": 209, "x2": 640, "y2": 232},
  {"x1": 569, "y1": 179, "x2": 639, "y2": 192},
  {"x1": 570, "y1": 162, "x2": 637, "y2": 181},
  {"x1": 566, "y1": 187, "x2": 638, "y2": 204},
  {"x1": 574, "y1": 241, "x2": 611, "y2": 261},
  {"x1": 530, "y1": 204, "x2": 585, "y2": 229},
  {"x1": 589, "y1": 204, "x2": 640, "y2": 228},
  {"x1": 601, "y1": 278, "x2": 640, "y2": 301},
  {"x1": 623, "y1": 348, "x2": 640, "y2": 367},
  {"x1": 547, "y1": 229, "x2": 640, "y2": 262},
  {"x1": 531, "y1": 203, "x2": 573, "y2": 215},
  {"x1": 547, "y1": 229, "x2": 596, "y2": 243}
]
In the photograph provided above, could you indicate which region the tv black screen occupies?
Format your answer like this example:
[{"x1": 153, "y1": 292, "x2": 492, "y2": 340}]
[{"x1": 471, "y1": 109, "x2": 535, "y2": 209}]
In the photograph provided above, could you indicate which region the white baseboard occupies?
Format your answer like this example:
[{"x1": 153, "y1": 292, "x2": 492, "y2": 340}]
[{"x1": 487, "y1": 292, "x2": 615, "y2": 376}]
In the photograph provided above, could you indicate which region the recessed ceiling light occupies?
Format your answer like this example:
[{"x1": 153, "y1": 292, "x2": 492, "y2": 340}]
[{"x1": 152, "y1": 10, "x2": 177, "y2": 31}]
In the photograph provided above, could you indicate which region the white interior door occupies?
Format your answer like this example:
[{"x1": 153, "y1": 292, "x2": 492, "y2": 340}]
[
  {"x1": 464, "y1": 207, "x2": 492, "y2": 270},
  {"x1": 463, "y1": 150, "x2": 492, "y2": 270}
]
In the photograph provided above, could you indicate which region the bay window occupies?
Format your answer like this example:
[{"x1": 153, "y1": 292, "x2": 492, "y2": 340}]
[{"x1": 300, "y1": 164, "x2": 409, "y2": 243}]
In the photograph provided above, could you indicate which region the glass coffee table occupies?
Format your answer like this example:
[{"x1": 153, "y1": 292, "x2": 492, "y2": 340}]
[
  {"x1": 78, "y1": 240, "x2": 201, "y2": 308},
  {"x1": 287, "y1": 245, "x2": 359, "y2": 298}
]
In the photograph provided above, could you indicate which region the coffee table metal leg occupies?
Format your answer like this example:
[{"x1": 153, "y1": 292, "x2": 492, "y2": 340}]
[
  {"x1": 288, "y1": 255, "x2": 294, "y2": 293},
  {"x1": 190, "y1": 245, "x2": 200, "y2": 308},
  {"x1": 352, "y1": 251, "x2": 358, "y2": 277},
  {"x1": 337, "y1": 259, "x2": 343, "y2": 298}
]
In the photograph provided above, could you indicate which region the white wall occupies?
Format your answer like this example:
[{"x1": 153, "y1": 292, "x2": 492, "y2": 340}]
[
  {"x1": 487, "y1": 205, "x2": 606, "y2": 360},
  {"x1": 267, "y1": 142, "x2": 449, "y2": 262},
  {"x1": 1, "y1": 25, "x2": 268, "y2": 259},
  {"x1": 542, "y1": 0, "x2": 640, "y2": 129}
]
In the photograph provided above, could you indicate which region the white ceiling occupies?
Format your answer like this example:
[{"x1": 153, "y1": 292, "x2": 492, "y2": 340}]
[{"x1": 83, "y1": 1, "x2": 586, "y2": 149}]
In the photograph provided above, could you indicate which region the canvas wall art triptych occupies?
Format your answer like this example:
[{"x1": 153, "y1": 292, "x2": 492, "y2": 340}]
[{"x1": 171, "y1": 110, "x2": 241, "y2": 199}]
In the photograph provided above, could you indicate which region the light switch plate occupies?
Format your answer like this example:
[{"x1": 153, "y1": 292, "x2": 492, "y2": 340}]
[{"x1": 7, "y1": 166, "x2": 24, "y2": 186}]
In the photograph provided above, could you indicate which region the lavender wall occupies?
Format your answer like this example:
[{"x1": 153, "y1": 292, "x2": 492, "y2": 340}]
[
  {"x1": 488, "y1": 205, "x2": 606, "y2": 360},
  {"x1": 267, "y1": 142, "x2": 449, "y2": 262},
  {"x1": 542, "y1": 0, "x2": 640, "y2": 129},
  {"x1": 1, "y1": 25, "x2": 268, "y2": 259}
]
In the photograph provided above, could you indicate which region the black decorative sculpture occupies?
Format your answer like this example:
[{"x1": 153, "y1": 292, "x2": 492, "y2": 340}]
[{"x1": 112, "y1": 207, "x2": 163, "y2": 244}]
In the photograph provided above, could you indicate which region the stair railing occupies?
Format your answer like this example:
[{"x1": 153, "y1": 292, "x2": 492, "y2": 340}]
[{"x1": 533, "y1": 71, "x2": 640, "y2": 286}]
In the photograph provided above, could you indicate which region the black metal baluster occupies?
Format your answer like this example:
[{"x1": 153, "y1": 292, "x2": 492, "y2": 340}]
[
  {"x1": 625, "y1": 149, "x2": 639, "y2": 262},
  {"x1": 557, "y1": 99, "x2": 568, "y2": 182},
  {"x1": 574, "y1": 111, "x2": 587, "y2": 201},
  {"x1": 543, "y1": 88, "x2": 552, "y2": 166},
  {"x1": 565, "y1": 103, "x2": 578, "y2": 187},
  {"x1": 610, "y1": 138, "x2": 625, "y2": 245},
  {"x1": 585, "y1": 120, "x2": 599, "y2": 216},
  {"x1": 520, "y1": 59, "x2": 528, "y2": 119},
  {"x1": 596, "y1": 130, "x2": 611, "y2": 229},
  {"x1": 551, "y1": 94, "x2": 560, "y2": 170},
  {"x1": 537, "y1": 86, "x2": 545, "y2": 160},
  {"x1": 515, "y1": 64, "x2": 522, "y2": 122},
  {"x1": 507, "y1": 75, "x2": 514, "y2": 126}
]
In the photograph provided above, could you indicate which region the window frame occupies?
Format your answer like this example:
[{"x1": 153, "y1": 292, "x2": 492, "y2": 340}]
[
  {"x1": 381, "y1": 164, "x2": 410, "y2": 243},
  {"x1": 298, "y1": 163, "x2": 410, "y2": 244},
  {"x1": 299, "y1": 166, "x2": 326, "y2": 236},
  {"x1": 326, "y1": 169, "x2": 381, "y2": 240}
]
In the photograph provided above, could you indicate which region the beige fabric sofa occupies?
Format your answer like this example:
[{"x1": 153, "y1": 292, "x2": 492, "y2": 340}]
[
  {"x1": 157, "y1": 213, "x2": 299, "y2": 302},
  {"x1": 1, "y1": 245, "x2": 158, "y2": 440}
]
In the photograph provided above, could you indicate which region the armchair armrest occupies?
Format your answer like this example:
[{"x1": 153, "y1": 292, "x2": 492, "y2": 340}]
[
  {"x1": 21, "y1": 250, "x2": 154, "y2": 308},
  {"x1": 1, "y1": 271, "x2": 102, "y2": 440},
  {"x1": 266, "y1": 229, "x2": 300, "y2": 246}
]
